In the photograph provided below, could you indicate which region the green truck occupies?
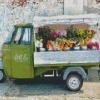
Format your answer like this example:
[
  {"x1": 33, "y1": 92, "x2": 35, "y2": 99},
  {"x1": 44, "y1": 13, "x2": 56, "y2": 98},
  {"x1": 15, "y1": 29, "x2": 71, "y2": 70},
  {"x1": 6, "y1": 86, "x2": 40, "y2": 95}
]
[{"x1": 0, "y1": 14, "x2": 100, "y2": 91}]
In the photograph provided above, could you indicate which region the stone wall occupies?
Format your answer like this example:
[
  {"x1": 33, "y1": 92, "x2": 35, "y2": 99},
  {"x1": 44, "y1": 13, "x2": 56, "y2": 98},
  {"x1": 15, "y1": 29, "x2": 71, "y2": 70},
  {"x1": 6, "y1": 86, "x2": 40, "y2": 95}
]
[
  {"x1": 0, "y1": 0, "x2": 100, "y2": 24},
  {"x1": 0, "y1": 0, "x2": 100, "y2": 16}
]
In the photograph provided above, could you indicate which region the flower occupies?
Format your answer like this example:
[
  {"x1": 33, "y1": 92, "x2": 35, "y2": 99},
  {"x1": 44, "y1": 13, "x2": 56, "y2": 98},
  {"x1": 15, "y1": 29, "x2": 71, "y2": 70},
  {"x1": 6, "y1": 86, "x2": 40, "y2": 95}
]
[
  {"x1": 87, "y1": 41, "x2": 99, "y2": 50},
  {"x1": 94, "y1": 31, "x2": 97, "y2": 34},
  {"x1": 86, "y1": 29, "x2": 91, "y2": 34},
  {"x1": 91, "y1": 30, "x2": 94, "y2": 33},
  {"x1": 51, "y1": 31, "x2": 58, "y2": 38},
  {"x1": 94, "y1": 42, "x2": 99, "y2": 50},
  {"x1": 77, "y1": 29, "x2": 85, "y2": 35},
  {"x1": 77, "y1": 29, "x2": 85, "y2": 38},
  {"x1": 87, "y1": 41, "x2": 93, "y2": 49},
  {"x1": 56, "y1": 30, "x2": 67, "y2": 37},
  {"x1": 84, "y1": 38, "x2": 90, "y2": 46},
  {"x1": 46, "y1": 40, "x2": 53, "y2": 49}
]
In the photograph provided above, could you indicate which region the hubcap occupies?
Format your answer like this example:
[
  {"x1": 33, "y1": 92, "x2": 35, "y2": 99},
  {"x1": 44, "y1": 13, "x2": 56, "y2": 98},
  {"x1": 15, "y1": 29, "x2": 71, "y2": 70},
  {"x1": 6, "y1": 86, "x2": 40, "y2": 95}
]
[
  {"x1": 68, "y1": 77, "x2": 80, "y2": 89},
  {"x1": 0, "y1": 70, "x2": 3, "y2": 80}
]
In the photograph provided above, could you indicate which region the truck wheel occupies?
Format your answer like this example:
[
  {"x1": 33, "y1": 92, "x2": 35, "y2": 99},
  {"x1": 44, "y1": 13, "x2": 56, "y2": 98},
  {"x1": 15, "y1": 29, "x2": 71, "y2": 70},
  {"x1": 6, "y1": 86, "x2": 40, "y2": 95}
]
[
  {"x1": 66, "y1": 74, "x2": 83, "y2": 91},
  {"x1": 0, "y1": 69, "x2": 5, "y2": 83}
]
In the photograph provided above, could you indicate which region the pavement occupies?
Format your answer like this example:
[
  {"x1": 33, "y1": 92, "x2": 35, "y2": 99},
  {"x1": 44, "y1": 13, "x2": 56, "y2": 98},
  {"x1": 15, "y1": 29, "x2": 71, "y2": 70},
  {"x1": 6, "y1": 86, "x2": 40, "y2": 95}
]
[
  {"x1": 0, "y1": 78, "x2": 13, "y2": 96},
  {"x1": 0, "y1": 67, "x2": 99, "y2": 100}
]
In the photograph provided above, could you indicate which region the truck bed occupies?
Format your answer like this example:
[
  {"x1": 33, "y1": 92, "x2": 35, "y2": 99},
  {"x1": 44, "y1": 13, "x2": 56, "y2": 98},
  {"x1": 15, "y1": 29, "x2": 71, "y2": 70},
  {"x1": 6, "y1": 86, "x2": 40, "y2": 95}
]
[{"x1": 34, "y1": 50, "x2": 100, "y2": 67}]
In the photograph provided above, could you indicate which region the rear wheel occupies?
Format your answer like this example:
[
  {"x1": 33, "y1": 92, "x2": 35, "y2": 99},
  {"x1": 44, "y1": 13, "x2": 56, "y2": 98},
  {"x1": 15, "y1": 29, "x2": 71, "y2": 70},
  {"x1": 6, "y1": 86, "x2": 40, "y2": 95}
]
[
  {"x1": 66, "y1": 74, "x2": 83, "y2": 91},
  {"x1": 0, "y1": 69, "x2": 5, "y2": 83}
]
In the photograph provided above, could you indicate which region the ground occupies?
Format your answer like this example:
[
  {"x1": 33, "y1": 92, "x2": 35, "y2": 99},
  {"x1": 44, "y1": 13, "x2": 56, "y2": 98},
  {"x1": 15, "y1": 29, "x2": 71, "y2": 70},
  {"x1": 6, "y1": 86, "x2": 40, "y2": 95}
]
[{"x1": 0, "y1": 67, "x2": 100, "y2": 100}]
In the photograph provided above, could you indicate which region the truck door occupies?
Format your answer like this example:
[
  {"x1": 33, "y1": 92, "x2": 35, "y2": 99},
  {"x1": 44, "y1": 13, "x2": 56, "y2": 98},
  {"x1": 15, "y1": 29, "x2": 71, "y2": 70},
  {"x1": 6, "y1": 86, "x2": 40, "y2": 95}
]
[{"x1": 11, "y1": 27, "x2": 33, "y2": 78}]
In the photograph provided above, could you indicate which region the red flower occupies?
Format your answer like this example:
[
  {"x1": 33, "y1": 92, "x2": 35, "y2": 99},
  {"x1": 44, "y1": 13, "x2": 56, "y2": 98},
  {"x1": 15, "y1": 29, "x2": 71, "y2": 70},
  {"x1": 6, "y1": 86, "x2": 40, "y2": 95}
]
[
  {"x1": 87, "y1": 41, "x2": 93, "y2": 49},
  {"x1": 43, "y1": 39, "x2": 45, "y2": 43},
  {"x1": 51, "y1": 31, "x2": 58, "y2": 38},
  {"x1": 91, "y1": 30, "x2": 94, "y2": 33}
]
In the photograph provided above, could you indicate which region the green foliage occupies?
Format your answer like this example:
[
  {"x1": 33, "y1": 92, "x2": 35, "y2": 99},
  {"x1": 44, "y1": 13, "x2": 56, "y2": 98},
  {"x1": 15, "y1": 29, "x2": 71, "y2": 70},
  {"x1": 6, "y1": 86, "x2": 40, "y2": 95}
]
[
  {"x1": 55, "y1": 37, "x2": 67, "y2": 43},
  {"x1": 66, "y1": 25, "x2": 77, "y2": 38},
  {"x1": 38, "y1": 26, "x2": 51, "y2": 39}
]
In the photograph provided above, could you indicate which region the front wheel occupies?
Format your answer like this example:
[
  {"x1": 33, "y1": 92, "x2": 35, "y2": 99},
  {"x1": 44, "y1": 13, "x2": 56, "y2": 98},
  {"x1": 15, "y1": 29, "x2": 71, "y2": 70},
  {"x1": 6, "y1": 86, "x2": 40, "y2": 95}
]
[
  {"x1": 0, "y1": 69, "x2": 5, "y2": 83},
  {"x1": 66, "y1": 74, "x2": 83, "y2": 91}
]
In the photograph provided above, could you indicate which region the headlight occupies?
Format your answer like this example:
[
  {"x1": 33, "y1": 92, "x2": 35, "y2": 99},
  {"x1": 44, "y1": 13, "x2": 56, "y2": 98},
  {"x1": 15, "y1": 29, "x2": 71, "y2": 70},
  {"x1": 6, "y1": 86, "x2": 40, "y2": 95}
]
[{"x1": 0, "y1": 52, "x2": 3, "y2": 58}]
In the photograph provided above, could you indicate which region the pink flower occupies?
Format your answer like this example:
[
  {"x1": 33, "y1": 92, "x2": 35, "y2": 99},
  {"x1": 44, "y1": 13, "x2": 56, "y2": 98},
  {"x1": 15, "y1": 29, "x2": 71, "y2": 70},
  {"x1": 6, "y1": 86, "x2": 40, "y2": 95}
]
[
  {"x1": 56, "y1": 30, "x2": 67, "y2": 37},
  {"x1": 95, "y1": 42, "x2": 99, "y2": 50},
  {"x1": 88, "y1": 41, "x2": 99, "y2": 50},
  {"x1": 87, "y1": 41, "x2": 93, "y2": 49}
]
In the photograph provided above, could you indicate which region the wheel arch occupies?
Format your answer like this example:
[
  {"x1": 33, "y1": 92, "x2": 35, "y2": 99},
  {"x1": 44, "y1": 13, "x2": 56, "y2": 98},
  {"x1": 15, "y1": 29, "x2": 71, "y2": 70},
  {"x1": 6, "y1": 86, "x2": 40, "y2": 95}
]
[{"x1": 63, "y1": 66, "x2": 87, "y2": 80}]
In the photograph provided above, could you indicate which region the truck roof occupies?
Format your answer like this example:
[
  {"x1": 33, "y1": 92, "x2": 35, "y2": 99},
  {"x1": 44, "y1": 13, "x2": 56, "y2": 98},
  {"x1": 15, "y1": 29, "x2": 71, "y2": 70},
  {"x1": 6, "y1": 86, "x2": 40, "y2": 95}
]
[{"x1": 15, "y1": 23, "x2": 33, "y2": 27}]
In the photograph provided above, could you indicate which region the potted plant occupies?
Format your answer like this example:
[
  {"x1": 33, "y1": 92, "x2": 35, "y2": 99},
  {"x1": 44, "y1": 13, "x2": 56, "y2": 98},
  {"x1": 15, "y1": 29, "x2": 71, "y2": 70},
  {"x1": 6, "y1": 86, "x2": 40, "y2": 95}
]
[
  {"x1": 66, "y1": 25, "x2": 77, "y2": 39},
  {"x1": 38, "y1": 26, "x2": 51, "y2": 51},
  {"x1": 76, "y1": 29, "x2": 87, "y2": 50},
  {"x1": 84, "y1": 29, "x2": 97, "y2": 40},
  {"x1": 56, "y1": 30, "x2": 67, "y2": 38},
  {"x1": 55, "y1": 37, "x2": 68, "y2": 51},
  {"x1": 46, "y1": 40, "x2": 54, "y2": 52},
  {"x1": 87, "y1": 41, "x2": 99, "y2": 50},
  {"x1": 73, "y1": 37, "x2": 80, "y2": 51},
  {"x1": 66, "y1": 39, "x2": 73, "y2": 51}
]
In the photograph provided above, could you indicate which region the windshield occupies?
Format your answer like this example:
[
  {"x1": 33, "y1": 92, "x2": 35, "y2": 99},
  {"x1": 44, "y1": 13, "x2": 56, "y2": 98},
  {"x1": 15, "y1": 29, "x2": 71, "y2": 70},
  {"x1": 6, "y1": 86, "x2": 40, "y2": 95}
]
[{"x1": 4, "y1": 27, "x2": 15, "y2": 44}]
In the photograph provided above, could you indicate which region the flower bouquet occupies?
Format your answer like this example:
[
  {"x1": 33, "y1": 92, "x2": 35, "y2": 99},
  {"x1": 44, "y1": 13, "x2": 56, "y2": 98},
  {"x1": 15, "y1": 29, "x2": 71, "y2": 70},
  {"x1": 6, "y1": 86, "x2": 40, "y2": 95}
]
[
  {"x1": 66, "y1": 25, "x2": 77, "y2": 39},
  {"x1": 84, "y1": 29, "x2": 97, "y2": 39},
  {"x1": 38, "y1": 26, "x2": 51, "y2": 50},
  {"x1": 87, "y1": 41, "x2": 99, "y2": 50},
  {"x1": 55, "y1": 37, "x2": 68, "y2": 51},
  {"x1": 73, "y1": 37, "x2": 80, "y2": 51}
]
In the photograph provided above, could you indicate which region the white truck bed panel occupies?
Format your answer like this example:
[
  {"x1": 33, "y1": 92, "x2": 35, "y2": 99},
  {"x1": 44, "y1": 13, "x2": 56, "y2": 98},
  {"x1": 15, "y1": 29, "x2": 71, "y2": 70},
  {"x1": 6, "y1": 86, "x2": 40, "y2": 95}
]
[{"x1": 34, "y1": 50, "x2": 100, "y2": 65}]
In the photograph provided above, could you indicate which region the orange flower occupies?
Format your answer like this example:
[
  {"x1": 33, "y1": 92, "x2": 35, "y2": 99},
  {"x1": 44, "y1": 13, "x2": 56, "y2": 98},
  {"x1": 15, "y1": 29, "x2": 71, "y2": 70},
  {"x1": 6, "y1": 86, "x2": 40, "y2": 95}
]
[
  {"x1": 65, "y1": 44, "x2": 68, "y2": 48},
  {"x1": 94, "y1": 31, "x2": 97, "y2": 34},
  {"x1": 46, "y1": 44, "x2": 49, "y2": 49},
  {"x1": 70, "y1": 45, "x2": 72, "y2": 48},
  {"x1": 63, "y1": 47, "x2": 67, "y2": 51},
  {"x1": 60, "y1": 46, "x2": 63, "y2": 50},
  {"x1": 53, "y1": 43, "x2": 57, "y2": 46}
]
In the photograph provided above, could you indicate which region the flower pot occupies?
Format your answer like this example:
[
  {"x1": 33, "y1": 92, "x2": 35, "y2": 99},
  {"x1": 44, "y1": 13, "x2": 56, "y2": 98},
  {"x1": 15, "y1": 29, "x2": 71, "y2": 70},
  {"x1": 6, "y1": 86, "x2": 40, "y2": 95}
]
[
  {"x1": 74, "y1": 47, "x2": 80, "y2": 51},
  {"x1": 40, "y1": 48, "x2": 46, "y2": 52},
  {"x1": 37, "y1": 47, "x2": 40, "y2": 52},
  {"x1": 47, "y1": 48, "x2": 53, "y2": 52},
  {"x1": 66, "y1": 47, "x2": 71, "y2": 51},
  {"x1": 91, "y1": 46, "x2": 97, "y2": 50},
  {"x1": 80, "y1": 46, "x2": 87, "y2": 50},
  {"x1": 80, "y1": 39, "x2": 84, "y2": 46},
  {"x1": 57, "y1": 48, "x2": 61, "y2": 51}
]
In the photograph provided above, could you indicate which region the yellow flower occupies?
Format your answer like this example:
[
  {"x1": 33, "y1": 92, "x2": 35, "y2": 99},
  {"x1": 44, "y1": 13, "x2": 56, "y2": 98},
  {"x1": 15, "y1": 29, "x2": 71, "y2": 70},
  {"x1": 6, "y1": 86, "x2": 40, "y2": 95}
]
[
  {"x1": 86, "y1": 29, "x2": 91, "y2": 34},
  {"x1": 77, "y1": 29, "x2": 85, "y2": 36}
]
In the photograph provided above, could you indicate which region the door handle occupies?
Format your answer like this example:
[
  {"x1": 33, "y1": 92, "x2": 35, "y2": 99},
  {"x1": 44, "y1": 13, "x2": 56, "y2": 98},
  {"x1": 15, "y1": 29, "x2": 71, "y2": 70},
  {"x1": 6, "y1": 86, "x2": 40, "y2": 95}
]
[{"x1": 25, "y1": 50, "x2": 29, "y2": 52}]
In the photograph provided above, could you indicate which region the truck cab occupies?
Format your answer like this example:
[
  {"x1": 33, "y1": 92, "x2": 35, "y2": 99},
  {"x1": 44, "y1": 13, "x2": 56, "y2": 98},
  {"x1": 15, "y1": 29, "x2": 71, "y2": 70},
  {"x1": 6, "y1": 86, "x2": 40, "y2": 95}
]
[{"x1": 1, "y1": 23, "x2": 34, "y2": 79}]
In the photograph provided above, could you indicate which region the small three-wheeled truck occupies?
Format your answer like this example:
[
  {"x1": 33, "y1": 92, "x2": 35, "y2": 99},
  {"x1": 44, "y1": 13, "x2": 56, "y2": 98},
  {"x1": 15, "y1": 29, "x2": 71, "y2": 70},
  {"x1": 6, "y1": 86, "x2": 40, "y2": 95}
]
[{"x1": 0, "y1": 14, "x2": 100, "y2": 91}]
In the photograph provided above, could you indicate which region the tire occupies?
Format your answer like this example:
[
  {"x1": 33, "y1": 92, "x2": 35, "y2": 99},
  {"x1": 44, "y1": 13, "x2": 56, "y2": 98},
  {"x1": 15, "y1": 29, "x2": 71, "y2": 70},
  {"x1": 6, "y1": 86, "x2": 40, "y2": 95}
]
[
  {"x1": 66, "y1": 74, "x2": 83, "y2": 91},
  {"x1": 0, "y1": 69, "x2": 5, "y2": 83}
]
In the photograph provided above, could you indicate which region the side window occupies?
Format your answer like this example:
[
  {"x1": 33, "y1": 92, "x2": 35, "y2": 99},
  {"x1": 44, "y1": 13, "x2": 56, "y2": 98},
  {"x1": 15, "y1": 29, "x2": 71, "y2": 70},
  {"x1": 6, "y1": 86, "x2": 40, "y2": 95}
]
[
  {"x1": 14, "y1": 28, "x2": 22, "y2": 44},
  {"x1": 21, "y1": 28, "x2": 31, "y2": 45},
  {"x1": 14, "y1": 28, "x2": 31, "y2": 45}
]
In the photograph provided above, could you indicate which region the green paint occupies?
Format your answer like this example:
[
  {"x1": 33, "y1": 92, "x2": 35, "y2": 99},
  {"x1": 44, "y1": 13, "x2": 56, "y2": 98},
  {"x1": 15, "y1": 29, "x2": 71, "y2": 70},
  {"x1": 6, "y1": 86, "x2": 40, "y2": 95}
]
[
  {"x1": 2, "y1": 44, "x2": 12, "y2": 77},
  {"x1": 34, "y1": 67, "x2": 63, "y2": 77},
  {"x1": 34, "y1": 63, "x2": 98, "y2": 68},
  {"x1": 2, "y1": 25, "x2": 34, "y2": 78},
  {"x1": 15, "y1": 23, "x2": 33, "y2": 28}
]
